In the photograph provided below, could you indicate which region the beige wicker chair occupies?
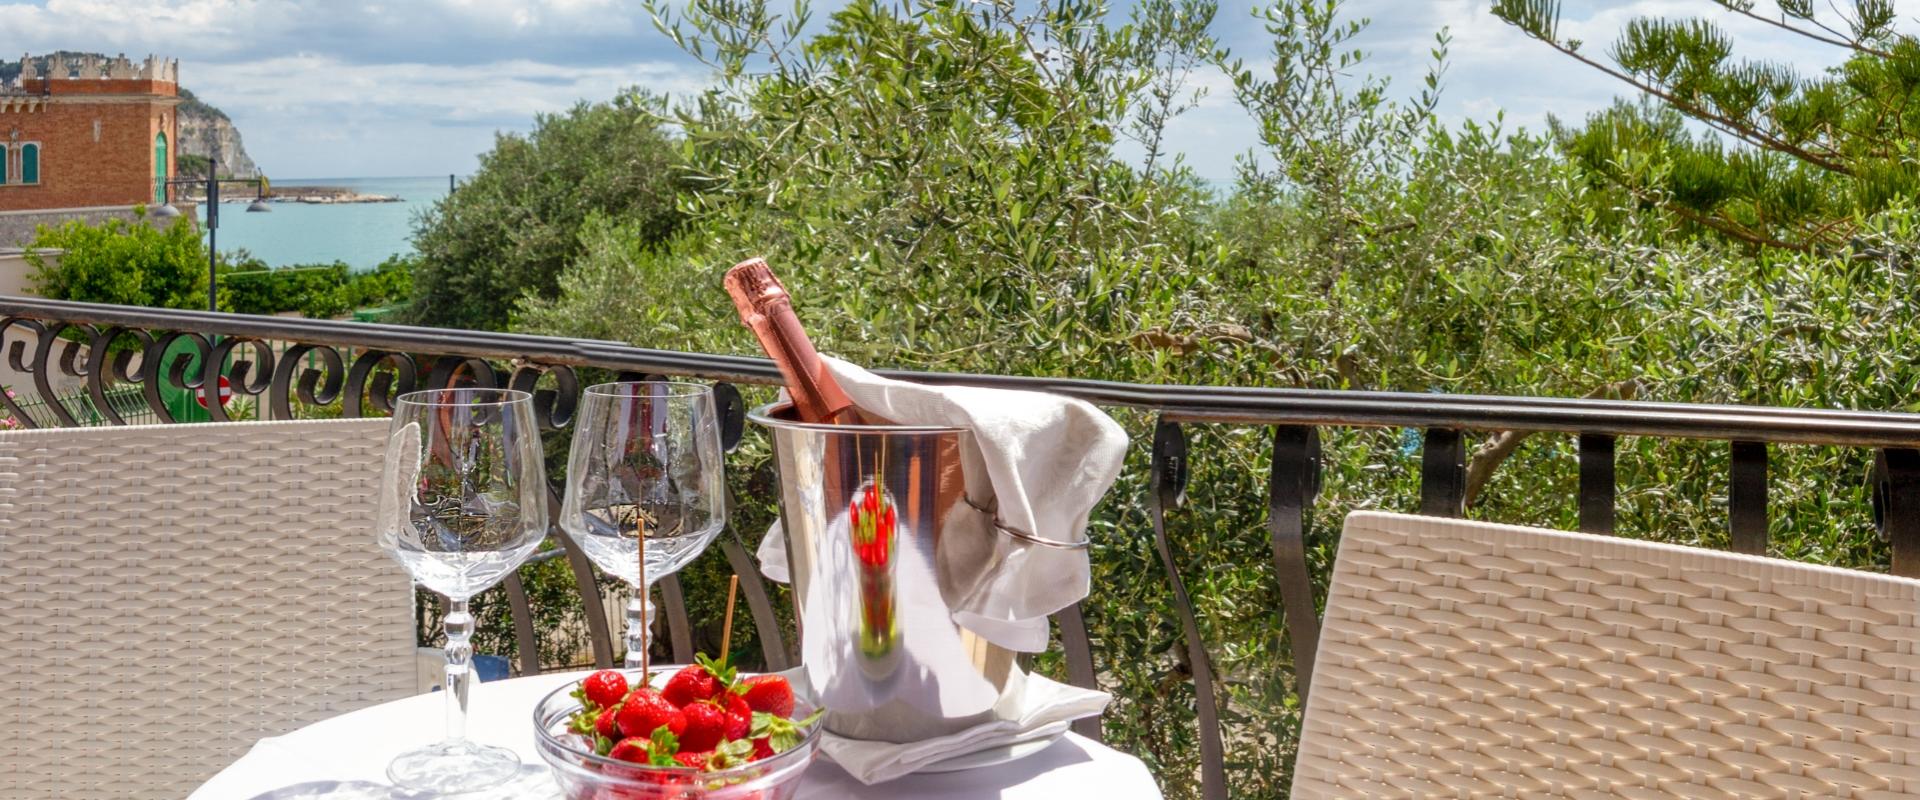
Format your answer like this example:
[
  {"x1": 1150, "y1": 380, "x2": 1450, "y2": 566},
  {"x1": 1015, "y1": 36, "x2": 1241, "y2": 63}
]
[
  {"x1": 1294, "y1": 511, "x2": 1920, "y2": 800},
  {"x1": 0, "y1": 419, "x2": 417, "y2": 800}
]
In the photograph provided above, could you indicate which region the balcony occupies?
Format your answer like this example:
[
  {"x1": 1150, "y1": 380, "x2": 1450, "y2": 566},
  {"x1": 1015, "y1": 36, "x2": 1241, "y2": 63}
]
[{"x1": 3, "y1": 295, "x2": 1917, "y2": 798}]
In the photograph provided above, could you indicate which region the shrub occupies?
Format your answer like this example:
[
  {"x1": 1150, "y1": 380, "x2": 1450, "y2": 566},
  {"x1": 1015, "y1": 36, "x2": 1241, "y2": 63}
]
[
  {"x1": 219, "y1": 253, "x2": 415, "y2": 319},
  {"x1": 402, "y1": 91, "x2": 687, "y2": 331},
  {"x1": 26, "y1": 211, "x2": 208, "y2": 310},
  {"x1": 1495, "y1": 0, "x2": 1920, "y2": 251},
  {"x1": 342, "y1": 254, "x2": 415, "y2": 315}
]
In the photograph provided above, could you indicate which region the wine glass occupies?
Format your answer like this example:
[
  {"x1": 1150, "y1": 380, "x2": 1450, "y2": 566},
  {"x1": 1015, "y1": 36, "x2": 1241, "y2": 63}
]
[
  {"x1": 375, "y1": 387, "x2": 549, "y2": 794},
  {"x1": 560, "y1": 381, "x2": 726, "y2": 670}
]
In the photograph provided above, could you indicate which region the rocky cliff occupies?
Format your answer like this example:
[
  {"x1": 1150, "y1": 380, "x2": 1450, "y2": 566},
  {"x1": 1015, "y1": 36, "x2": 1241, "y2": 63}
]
[{"x1": 175, "y1": 89, "x2": 260, "y2": 179}]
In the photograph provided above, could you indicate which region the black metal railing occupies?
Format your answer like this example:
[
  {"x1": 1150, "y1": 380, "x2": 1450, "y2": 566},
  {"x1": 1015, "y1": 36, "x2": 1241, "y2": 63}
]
[{"x1": 4, "y1": 296, "x2": 1918, "y2": 799}]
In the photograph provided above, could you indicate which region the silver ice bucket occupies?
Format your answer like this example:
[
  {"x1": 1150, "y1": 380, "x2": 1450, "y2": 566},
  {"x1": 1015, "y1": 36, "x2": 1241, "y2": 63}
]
[{"x1": 750, "y1": 404, "x2": 1027, "y2": 742}]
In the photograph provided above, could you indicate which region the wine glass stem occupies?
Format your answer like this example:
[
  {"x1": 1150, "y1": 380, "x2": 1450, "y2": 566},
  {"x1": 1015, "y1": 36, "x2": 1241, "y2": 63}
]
[
  {"x1": 624, "y1": 584, "x2": 656, "y2": 670},
  {"x1": 443, "y1": 599, "x2": 475, "y2": 743}
]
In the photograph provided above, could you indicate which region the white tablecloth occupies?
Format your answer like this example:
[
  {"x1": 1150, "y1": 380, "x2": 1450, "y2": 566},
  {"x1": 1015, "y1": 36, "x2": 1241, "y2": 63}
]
[{"x1": 190, "y1": 670, "x2": 1164, "y2": 800}]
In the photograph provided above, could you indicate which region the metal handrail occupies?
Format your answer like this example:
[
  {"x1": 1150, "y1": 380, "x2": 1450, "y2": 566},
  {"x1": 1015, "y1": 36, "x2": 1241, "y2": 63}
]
[{"x1": 7, "y1": 296, "x2": 1920, "y2": 446}]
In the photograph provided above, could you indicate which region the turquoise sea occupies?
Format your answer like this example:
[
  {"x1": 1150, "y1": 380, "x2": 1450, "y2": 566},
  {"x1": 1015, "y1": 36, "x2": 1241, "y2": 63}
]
[{"x1": 200, "y1": 176, "x2": 453, "y2": 271}]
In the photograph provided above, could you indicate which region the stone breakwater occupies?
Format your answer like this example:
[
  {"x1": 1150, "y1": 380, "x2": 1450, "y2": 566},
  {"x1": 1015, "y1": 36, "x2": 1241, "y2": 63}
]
[
  {"x1": 276, "y1": 193, "x2": 403, "y2": 205},
  {"x1": 193, "y1": 186, "x2": 404, "y2": 204}
]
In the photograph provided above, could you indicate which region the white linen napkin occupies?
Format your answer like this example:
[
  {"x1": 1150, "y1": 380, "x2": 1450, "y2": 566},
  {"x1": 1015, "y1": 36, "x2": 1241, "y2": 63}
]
[
  {"x1": 756, "y1": 355, "x2": 1128, "y2": 652},
  {"x1": 819, "y1": 673, "x2": 1112, "y2": 785}
]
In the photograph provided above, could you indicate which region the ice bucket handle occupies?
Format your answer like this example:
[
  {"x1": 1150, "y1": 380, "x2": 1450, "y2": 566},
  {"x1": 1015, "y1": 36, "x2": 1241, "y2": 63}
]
[{"x1": 962, "y1": 494, "x2": 1089, "y2": 550}]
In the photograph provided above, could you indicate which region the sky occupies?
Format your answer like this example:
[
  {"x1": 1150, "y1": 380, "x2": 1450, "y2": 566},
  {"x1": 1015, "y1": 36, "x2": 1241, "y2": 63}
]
[{"x1": 0, "y1": 0, "x2": 1902, "y2": 181}]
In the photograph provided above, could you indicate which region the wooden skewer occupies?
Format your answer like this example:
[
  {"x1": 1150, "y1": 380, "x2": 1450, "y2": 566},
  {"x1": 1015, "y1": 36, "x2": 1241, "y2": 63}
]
[
  {"x1": 720, "y1": 574, "x2": 740, "y2": 663},
  {"x1": 638, "y1": 505, "x2": 650, "y2": 683}
]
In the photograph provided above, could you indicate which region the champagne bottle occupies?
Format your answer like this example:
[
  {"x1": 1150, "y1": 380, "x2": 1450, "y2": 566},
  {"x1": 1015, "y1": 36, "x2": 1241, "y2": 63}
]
[{"x1": 724, "y1": 258, "x2": 862, "y2": 424}]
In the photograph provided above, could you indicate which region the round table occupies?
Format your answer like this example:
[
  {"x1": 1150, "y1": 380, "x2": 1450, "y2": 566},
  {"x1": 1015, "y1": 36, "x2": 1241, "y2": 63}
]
[{"x1": 190, "y1": 670, "x2": 1165, "y2": 799}]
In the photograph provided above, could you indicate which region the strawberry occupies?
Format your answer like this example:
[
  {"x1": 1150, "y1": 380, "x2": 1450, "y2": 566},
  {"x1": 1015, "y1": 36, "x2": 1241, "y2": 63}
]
[
  {"x1": 677, "y1": 700, "x2": 730, "y2": 752},
  {"x1": 580, "y1": 669, "x2": 630, "y2": 710},
  {"x1": 674, "y1": 751, "x2": 708, "y2": 770},
  {"x1": 852, "y1": 483, "x2": 896, "y2": 566},
  {"x1": 610, "y1": 727, "x2": 685, "y2": 768},
  {"x1": 595, "y1": 705, "x2": 620, "y2": 739},
  {"x1": 607, "y1": 737, "x2": 653, "y2": 763},
  {"x1": 616, "y1": 688, "x2": 685, "y2": 741},
  {"x1": 661, "y1": 665, "x2": 717, "y2": 707},
  {"x1": 662, "y1": 654, "x2": 737, "y2": 707},
  {"x1": 750, "y1": 737, "x2": 775, "y2": 761},
  {"x1": 722, "y1": 692, "x2": 752, "y2": 740},
  {"x1": 738, "y1": 674, "x2": 795, "y2": 718}
]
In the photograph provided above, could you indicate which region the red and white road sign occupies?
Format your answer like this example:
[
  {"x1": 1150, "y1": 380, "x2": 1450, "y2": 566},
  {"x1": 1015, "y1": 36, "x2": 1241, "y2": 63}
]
[{"x1": 196, "y1": 375, "x2": 234, "y2": 408}]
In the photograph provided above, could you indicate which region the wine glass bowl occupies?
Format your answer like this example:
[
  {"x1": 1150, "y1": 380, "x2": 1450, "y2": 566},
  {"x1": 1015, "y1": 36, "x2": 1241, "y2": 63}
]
[
  {"x1": 376, "y1": 387, "x2": 549, "y2": 794},
  {"x1": 572, "y1": 506, "x2": 722, "y2": 587},
  {"x1": 561, "y1": 381, "x2": 726, "y2": 668},
  {"x1": 380, "y1": 391, "x2": 548, "y2": 597}
]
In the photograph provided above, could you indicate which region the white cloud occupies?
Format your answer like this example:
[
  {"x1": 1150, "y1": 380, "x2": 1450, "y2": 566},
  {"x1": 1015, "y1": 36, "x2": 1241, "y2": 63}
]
[
  {"x1": 185, "y1": 55, "x2": 709, "y2": 177},
  {"x1": 4, "y1": 1, "x2": 284, "y2": 58},
  {"x1": 192, "y1": 56, "x2": 705, "y2": 123},
  {"x1": 1, "y1": 0, "x2": 664, "y2": 63}
]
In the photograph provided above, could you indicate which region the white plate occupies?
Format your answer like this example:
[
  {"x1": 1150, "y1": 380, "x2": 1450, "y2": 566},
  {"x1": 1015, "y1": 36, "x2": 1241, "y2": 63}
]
[{"x1": 913, "y1": 732, "x2": 1061, "y2": 774}]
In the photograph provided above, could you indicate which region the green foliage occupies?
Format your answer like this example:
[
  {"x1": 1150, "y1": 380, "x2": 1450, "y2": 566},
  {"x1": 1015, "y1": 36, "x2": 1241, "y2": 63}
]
[
  {"x1": 342, "y1": 254, "x2": 416, "y2": 314},
  {"x1": 177, "y1": 153, "x2": 213, "y2": 178},
  {"x1": 25, "y1": 212, "x2": 208, "y2": 309},
  {"x1": 220, "y1": 253, "x2": 416, "y2": 319},
  {"x1": 1222, "y1": 0, "x2": 1450, "y2": 277},
  {"x1": 222, "y1": 259, "x2": 349, "y2": 318},
  {"x1": 403, "y1": 91, "x2": 688, "y2": 331},
  {"x1": 1495, "y1": 0, "x2": 1920, "y2": 250},
  {"x1": 601, "y1": 0, "x2": 1224, "y2": 375},
  {"x1": 24, "y1": 215, "x2": 412, "y2": 321}
]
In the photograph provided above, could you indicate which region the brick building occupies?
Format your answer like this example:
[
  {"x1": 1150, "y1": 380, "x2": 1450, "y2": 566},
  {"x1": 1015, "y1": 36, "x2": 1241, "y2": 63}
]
[{"x1": 0, "y1": 53, "x2": 181, "y2": 212}]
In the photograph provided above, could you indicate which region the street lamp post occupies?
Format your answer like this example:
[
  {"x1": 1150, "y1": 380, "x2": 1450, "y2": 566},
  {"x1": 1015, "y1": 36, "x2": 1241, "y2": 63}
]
[{"x1": 151, "y1": 139, "x2": 271, "y2": 312}]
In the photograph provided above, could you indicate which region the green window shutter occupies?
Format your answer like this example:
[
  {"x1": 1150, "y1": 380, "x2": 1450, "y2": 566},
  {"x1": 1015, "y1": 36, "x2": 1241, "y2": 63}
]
[
  {"x1": 0, "y1": 144, "x2": 8, "y2": 185},
  {"x1": 154, "y1": 133, "x2": 168, "y2": 204},
  {"x1": 21, "y1": 144, "x2": 37, "y2": 184}
]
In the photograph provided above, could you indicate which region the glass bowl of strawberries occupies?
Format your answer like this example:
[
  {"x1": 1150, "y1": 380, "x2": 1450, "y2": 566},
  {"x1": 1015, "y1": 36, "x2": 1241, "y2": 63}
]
[{"x1": 534, "y1": 657, "x2": 824, "y2": 800}]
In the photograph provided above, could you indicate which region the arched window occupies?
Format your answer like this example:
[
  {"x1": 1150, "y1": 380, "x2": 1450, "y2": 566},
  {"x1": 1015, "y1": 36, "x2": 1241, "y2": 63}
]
[
  {"x1": 20, "y1": 143, "x2": 37, "y2": 185},
  {"x1": 0, "y1": 144, "x2": 8, "y2": 185},
  {"x1": 154, "y1": 133, "x2": 168, "y2": 204}
]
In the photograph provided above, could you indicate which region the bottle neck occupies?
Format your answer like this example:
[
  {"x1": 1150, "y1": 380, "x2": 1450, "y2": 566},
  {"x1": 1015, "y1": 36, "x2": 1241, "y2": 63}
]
[{"x1": 727, "y1": 259, "x2": 858, "y2": 425}]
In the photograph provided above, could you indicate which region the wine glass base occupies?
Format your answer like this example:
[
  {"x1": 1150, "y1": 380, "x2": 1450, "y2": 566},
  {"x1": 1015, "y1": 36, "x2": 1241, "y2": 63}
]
[{"x1": 386, "y1": 739, "x2": 521, "y2": 794}]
